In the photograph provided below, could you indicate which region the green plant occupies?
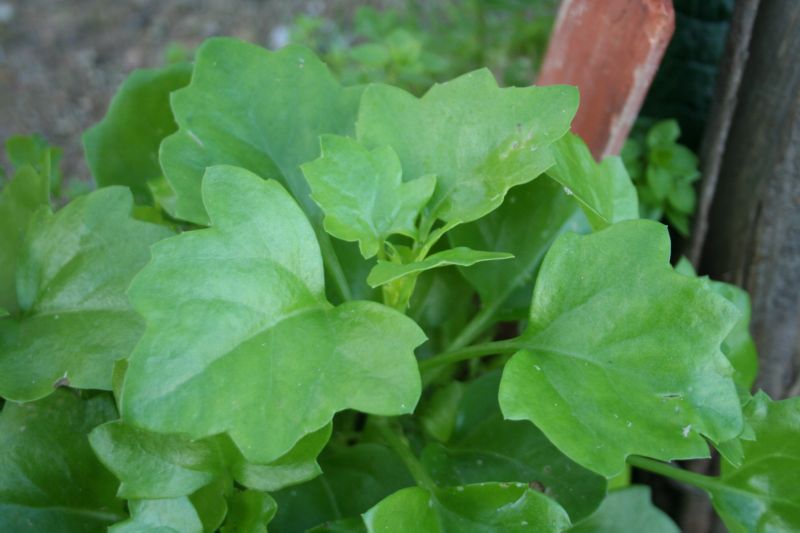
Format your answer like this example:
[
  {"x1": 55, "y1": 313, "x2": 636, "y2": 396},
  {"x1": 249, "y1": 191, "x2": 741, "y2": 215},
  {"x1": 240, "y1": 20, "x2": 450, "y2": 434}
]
[
  {"x1": 622, "y1": 119, "x2": 701, "y2": 236},
  {"x1": 1, "y1": 38, "x2": 797, "y2": 532}
]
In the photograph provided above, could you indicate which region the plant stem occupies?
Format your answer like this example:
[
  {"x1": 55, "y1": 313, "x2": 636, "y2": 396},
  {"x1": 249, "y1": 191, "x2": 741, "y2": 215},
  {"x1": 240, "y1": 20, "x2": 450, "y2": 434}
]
[
  {"x1": 626, "y1": 456, "x2": 724, "y2": 493},
  {"x1": 374, "y1": 418, "x2": 437, "y2": 491},
  {"x1": 317, "y1": 231, "x2": 352, "y2": 301},
  {"x1": 419, "y1": 338, "x2": 521, "y2": 372},
  {"x1": 446, "y1": 298, "x2": 504, "y2": 351}
]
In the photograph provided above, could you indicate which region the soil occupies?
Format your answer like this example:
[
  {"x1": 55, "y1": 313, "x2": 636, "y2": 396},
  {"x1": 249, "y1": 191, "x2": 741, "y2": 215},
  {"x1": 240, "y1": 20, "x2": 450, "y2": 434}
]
[{"x1": 0, "y1": 0, "x2": 390, "y2": 183}]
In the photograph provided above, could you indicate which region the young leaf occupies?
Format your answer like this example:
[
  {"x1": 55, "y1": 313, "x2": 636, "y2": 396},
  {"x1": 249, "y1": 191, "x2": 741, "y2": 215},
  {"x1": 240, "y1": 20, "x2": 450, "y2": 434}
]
[
  {"x1": 271, "y1": 443, "x2": 413, "y2": 533},
  {"x1": 5, "y1": 134, "x2": 63, "y2": 195},
  {"x1": 89, "y1": 421, "x2": 226, "y2": 499},
  {"x1": 367, "y1": 248, "x2": 513, "y2": 287},
  {"x1": 499, "y1": 220, "x2": 743, "y2": 477},
  {"x1": 302, "y1": 135, "x2": 436, "y2": 258},
  {"x1": 709, "y1": 392, "x2": 800, "y2": 532},
  {"x1": 109, "y1": 497, "x2": 204, "y2": 533},
  {"x1": 121, "y1": 166, "x2": 424, "y2": 464},
  {"x1": 362, "y1": 483, "x2": 571, "y2": 532},
  {"x1": 546, "y1": 133, "x2": 638, "y2": 230},
  {"x1": 221, "y1": 491, "x2": 277, "y2": 533},
  {"x1": 0, "y1": 163, "x2": 49, "y2": 313},
  {"x1": 0, "y1": 390, "x2": 124, "y2": 532},
  {"x1": 357, "y1": 69, "x2": 577, "y2": 224},
  {"x1": 421, "y1": 372, "x2": 607, "y2": 522},
  {"x1": 160, "y1": 38, "x2": 362, "y2": 226},
  {"x1": 567, "y1": 486, "x2": 678, "y2": 533},
  {"x1": 83, "y1": 62, "x2": 192, "y2": 203},
  {"x1": 0, "y1": 187, "x2": 173, "y2": 402}
]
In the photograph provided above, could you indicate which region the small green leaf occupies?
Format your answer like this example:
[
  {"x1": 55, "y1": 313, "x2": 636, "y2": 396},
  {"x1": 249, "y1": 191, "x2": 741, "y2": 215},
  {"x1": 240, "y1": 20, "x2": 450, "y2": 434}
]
[
  {"x1": 499, "y1": 220, "x2": 743, "y2": 477},
  {"x1": 0, "y1": 187, "x2": 173, "y2": 401},
  {"x1": 547, "y1": 133, "x2": 638, "y2": 230},
  {"x1": 0, "y1": 164, "x2": 49, "y2": 313},
  {"x1": 121, "y1": 166, "x2": 424, "y2": 464},
  {"x1": 362, "y1": 483, "x2": 571, "y2": 532},
  {"x1": 646, "y1": 119, "x2": 680, "y2": 147},
  {"x1": 357, "y1": 69, "x2": 577, "y2": 224},
  {"x1": 271, "y1": 443, "x2": 413, "y2": 533},
  {"x1": 421, "y1": 371, "x2": 606, "y2": 521},
  {"x1": 367, "y1": 248, "x2": 513, "y2": 287},
  {"x1": 222, "y1": 491, "x2": 277, "y2": 533},
  {"x1": 89, "y1": 421, "x2": 225, "y2": 499},
  {"x1": 83, "y1": 63, "x2": 192, "y2": 203},
  {"x1": 568, "y1": 486, "x2": 679, "y2": 532},
  {"x1": 110, "y1": 497, "x2": 204, "y2": 533},
  {"x1": 709, "y1": 392, "x2": 800, "y2": 532},
  {"x1": 5, "y1": 134, "x2": 62, "y2": 195},
  {"x1": 0, "y1": 390, "x2": 124, "y2": 532},
  {"x1": 302, "y1": 135, "x2": 435, "y2": 258}
]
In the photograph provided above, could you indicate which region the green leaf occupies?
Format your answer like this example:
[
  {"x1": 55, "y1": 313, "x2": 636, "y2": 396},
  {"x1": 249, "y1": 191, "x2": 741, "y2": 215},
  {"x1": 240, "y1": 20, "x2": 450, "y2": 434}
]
[
  {"x1": 709, "y1": 392, "x2": 800, "y2": 532},
  {"x1": 5, "y1": 134, "x2": 63, "y2": 195},
  {"x1": 110, "y1": 497, "x2": 203, "y2": 533},
  {"x1": 357, "y1": 69, "x2": 577, "y2": 224},
  {"x1": 567, "y1": 486, "x2": 678, "y2": 533},
  {"x1": 89, "y1": 421, "x2": 226, "y2": 499},
  {"x1": 646, "y1": 119, "x2": 680, "y2": 147},
  {"x1": 546, "y1": 133, "x2": 638, "y2": 230},
  {"x1": 302, "y1": 135, "x2": 436, "y2": 258},
  {"x1": 271, "y1": 443, "x2": 413, "y2": 533},
  {"x1": 362, "y1": 483, "x2": 571, "y2": 532},
  {"x1": 83, "y1": 63, "x2": 192, "y2": 203},
  {"x1": 499, "y1": 220, "x2": 743, "y2": 477},
  {"x1": 0, "y1": 390, "x2": 124, "y2": 532},
  {"x1": 448, "y1": 177, "x2": 585, "y2": 319},
  {"x1": 367, "y1": 247, "x2": 512, "y2": 288},
  {"x1": 229, "y1": 424, "x2": 332, "y2": 492},
  {"x1": 221, "y1": 491, "x2": 276, "y2": 533},
  {"x1": 0, "y1": 187, "x2": 173, "y2": 401},
  {"x1": 0, "y1": 164, "x2": 49, "y2": 313},
  {"x1": 121, "y1": 166, "x2": 424, "y2": 464},
  {"x1": 421, "y1": 371, "x2": 606, "y2": 521},
  {"x1": 160, "y1": 39, "x2": 362, "y2": 226}
]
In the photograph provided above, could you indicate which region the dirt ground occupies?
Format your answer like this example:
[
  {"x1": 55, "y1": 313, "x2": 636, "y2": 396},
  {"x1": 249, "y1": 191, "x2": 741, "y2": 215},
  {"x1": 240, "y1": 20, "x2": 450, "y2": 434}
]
[{"x1": 0, "y1": 0, "x2": 389, "y2": 182}]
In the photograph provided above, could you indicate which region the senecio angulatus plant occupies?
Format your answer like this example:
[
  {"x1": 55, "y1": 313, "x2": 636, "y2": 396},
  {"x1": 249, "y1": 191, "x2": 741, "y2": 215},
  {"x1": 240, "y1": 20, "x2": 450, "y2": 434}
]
[{"x1": 0, "y1": 38, "x2": 796, "y2": 533}]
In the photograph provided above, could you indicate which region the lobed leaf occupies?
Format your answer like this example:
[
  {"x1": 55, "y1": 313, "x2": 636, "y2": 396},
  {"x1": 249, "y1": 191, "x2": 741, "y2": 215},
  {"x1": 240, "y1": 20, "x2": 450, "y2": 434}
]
[
  {"x1": 499, "y1": 220, "x2": 743, "y2": 476},
  {"x1": 302, "y1": 134, "x2": 436, "y2": 259},
  {"x1": 356, "y1": 69, "x2": 577, "y2": 224},
  {"x1": 109, "y1": 497, "x2": 204, "y2": 533},
  {"x1": 0, "y1": 187, "x2": 173, "y2": 401},
  {"x1": 567, "y1": 486, "x2": 678, "y2": 533},
  {"x1": 121, "y1": 166, "x2": 424, "y2": 464}
]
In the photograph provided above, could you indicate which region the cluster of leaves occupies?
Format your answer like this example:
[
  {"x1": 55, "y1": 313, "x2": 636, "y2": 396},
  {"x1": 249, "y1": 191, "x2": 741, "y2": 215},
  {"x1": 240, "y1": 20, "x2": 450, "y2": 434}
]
[
  {"x1": 621, "y1": 119, "x2": 701, "y2": 236},
  {"x1": 1, "y1": 37, "x2": 798, "y2": 533},
  {"x1": 285, "y1": 0, "x2": 557, "y2": 95}
]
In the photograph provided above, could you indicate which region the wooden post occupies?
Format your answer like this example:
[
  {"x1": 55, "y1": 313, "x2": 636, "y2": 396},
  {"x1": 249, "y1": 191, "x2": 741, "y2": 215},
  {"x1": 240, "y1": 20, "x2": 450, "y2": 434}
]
[{"x1": 537, "y1": 0, "x2": 675, "y2": 158}]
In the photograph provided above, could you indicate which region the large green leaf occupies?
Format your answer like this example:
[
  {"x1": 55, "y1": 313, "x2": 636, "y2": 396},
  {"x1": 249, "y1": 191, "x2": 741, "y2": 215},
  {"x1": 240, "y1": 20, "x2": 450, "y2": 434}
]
[
  {"x1": 83, "y1": 63, "x2": 192, "y2": 203},
  {"x1": 447, "y1": 177, "x2": 585, "y2": 320},
  {"x1": 0, "y1": 187, "x2": 173, "y2": 401},
  {"x1": 356, "y1": 69, "x2": 577, "y2": 224},
  {"x1": 546, "y1": 133, "x2": 638, "y2": 230},
  {"x1": 709, "y1": 392, "x2": 800, "y2": 532},
  {"x1": 421, "y1": 372, "x2": 606, "y2": 521},
  {"x1": 362, "y1": 483, "x2": 571, "y2": 532},
  {"x1": 0, "y1": 162, "x2": 49, "y2": 313},
  {"x1": 109, "y1": 497, "x2": 203, "y2": 533},
  {"x1": 0, "y1": 390, "x2": 124, "y2": 532},
  {"x1": 271, "y1": 443, "x2": 413, "y2": 533},
  {"x1": 567, "y1": 486, "x2": 678, "y2": 533},
  {"x1": 121, "y1": 166, "x2": 424, "y2": 464},
  {"x1": 367, "y1": 248, "x2": 513, "y2": 288},
  {"x1": 160, "y1": 38, "x2": 362, "y2": 226},
  {"x1": 499, "y1": 220, "x2": 743, "y2": 476},
  {"x1": 302, "y1": 134, "x2": 436, "y2": 259}
]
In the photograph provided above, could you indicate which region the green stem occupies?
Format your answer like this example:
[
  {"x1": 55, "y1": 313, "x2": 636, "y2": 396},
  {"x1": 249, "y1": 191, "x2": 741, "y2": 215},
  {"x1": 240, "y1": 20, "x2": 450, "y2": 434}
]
[
  {"x1": 626, "y1": 456, "x2": 724, "y2": 493},
  {"x1": 419, "y1": 339, "x2": 521, "y2": 372},
  {"x1": 375, "y1": 418, "x2": 437, "y2": 491},
  {"x1": 446, "y1": 298, "x2": 504, "y2": 351},
  {"x1": 317, "y1": 230, "x2": 352, "y2": 302}
]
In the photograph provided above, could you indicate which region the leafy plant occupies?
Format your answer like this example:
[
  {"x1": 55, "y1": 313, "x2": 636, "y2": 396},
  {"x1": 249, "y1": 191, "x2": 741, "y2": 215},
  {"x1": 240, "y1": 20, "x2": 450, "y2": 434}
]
[
  {"x1": 1, "y1": 37, "x2": 797, "y2": 533},
  {"x1": 621, "y1": 119, "x2": 701, "y2": 236}
]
